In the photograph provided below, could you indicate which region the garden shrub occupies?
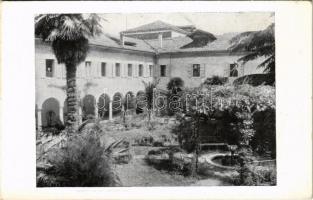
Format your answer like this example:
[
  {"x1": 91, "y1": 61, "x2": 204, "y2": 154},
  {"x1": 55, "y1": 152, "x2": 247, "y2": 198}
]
[
  {"x1": 37, "y1": 131, "x2": 117, "y2": 187},
  {"x1": 167, "y1": 77, "x2": 184, "y2": 94},
  {"x1": 232, "y1": 164, "x2": 276, "y2": 186},
  {"x1": 173, "y1": 84, "x2": 276, "y2": 158},
  {"x1": 203, "y1": 76, "x2": 228, "y2": 86},
  {"x1": 233, "y1": 73, "x2": 275, "y2": 86},
  {"x1": 251, "y1": 108, "x2": 276, "y2": 158}
]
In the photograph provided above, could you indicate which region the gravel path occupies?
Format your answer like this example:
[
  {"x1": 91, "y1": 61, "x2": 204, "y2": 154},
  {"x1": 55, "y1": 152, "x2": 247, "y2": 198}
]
[{"x1": 114, "y1": 147, "x2": 226, "y2": 187}]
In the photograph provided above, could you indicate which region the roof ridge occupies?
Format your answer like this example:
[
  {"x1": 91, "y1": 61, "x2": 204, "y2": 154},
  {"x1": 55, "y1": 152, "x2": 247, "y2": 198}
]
[{"x1": 121, "y1": 20, "x2": 189, "y2": 35}]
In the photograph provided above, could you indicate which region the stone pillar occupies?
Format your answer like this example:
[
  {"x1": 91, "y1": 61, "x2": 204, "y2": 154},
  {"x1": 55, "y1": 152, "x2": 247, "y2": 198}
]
[
  {"x1": 37, "y1": 109, "x2": 42, "y2": 131},
  {"x1": 94, "y1": 101, "x2": 98, "y2": 118},
  {"x1": 109, "y1": 100, "x2": 113, "y2": 121},
  {"x1": 59, "y1": 106, "x2": 64, "y2": 123}
]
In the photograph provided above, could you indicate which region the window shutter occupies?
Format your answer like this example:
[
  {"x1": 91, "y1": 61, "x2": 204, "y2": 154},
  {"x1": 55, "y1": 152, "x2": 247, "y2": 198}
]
[
  {"x1": 158, "y1": 65, "x2": 161, "y2": 77},
  {"x1": 134, "y1": 64, "x2": 138, "y2": 77},
  {"x1": 54, "y1": 63, "x2": 60, "y2": 79},
  {"x1": 90, "y1": 62, "x2": 95, "y2": 78},
  {"x1": 187, "y1": 64, "x2": 192, "y2": 78},
  {"x1": 200, "y1": 64, "x2": 205, "y2": 78},
  {"x1": 166, "y1": 65, "x2": 170, "y2": 77},
  {"x1": 122, "y1": 63, "x2": 127, "y2": 77},
  {"x1": 112, "y1": 63, "x2": 115, "y2": 77},
  {"x1": 95, "y1": 62, "x2": 100, "y2": 78},
  {"x1": 143, "y1": 64, "x2": 147, "y2": 77}
]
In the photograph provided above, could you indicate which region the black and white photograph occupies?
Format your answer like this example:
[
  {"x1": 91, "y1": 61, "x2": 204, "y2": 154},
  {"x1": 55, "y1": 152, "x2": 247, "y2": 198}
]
[{"x1": 35, "y1": 12, "x2": 277, "y2": 187}]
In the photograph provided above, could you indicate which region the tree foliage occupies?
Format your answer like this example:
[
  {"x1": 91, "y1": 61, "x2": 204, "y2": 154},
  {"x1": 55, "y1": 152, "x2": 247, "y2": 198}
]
[
  {"x1": 229, "y1": 23, "x2": 275, "y2": 74},
  {"x1": 35, "y1": 14, "x2": 102, "y2": 132},
  {"x1": 167, "y1": 77, "x2": 185, "y2": 94}
]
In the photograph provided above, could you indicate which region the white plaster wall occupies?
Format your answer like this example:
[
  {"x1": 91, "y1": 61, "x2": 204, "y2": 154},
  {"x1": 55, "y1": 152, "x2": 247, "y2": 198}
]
[
  {"x1": 156, "y1": 53, "x2": 265, "y2": 89},
  {"x1": 35, "y1": 41, "x2": 155, "y2": 111}
]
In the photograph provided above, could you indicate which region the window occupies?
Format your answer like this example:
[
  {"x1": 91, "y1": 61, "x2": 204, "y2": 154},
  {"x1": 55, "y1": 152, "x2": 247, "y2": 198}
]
[
  {"x1": 85, "y1": 61, "x2": 91, "y2": 77},
  {"x1": 160, "y1": 65, "x2": 166, "y2": 77},
  {"x1": 101, "y1": 62, "x2": 106, "y2": 77},
  {"x1": 149, "y1": 65, "x2": 153, "y2": 77},
  {"x1": 138, "y1": 64, "x2": 143, "y2": 77},
  {"x1": 115, "y1": 63, "x2": 121, "y2": 77},
  {"x1": 128, "y1": 64, "x2": 132, "y2": 77},
  {"x1": 193, "y1": 64, "x2": 200, "y2": 77},
  {"x1": 45, "y1": 59, "x2": 54, "y2": 77},
  {"x1": 230, "y1": 63, "x2": 238, "y2": 77}
]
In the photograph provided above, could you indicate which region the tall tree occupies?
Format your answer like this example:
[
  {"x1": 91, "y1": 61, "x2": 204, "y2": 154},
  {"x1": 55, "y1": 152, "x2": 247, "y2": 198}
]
[
  {"x1": 35, "y1": 14, "x2": 102, "y2": 133},
  {"x1": 229, "y1": 23, "x2": 275, "y2": 74}
]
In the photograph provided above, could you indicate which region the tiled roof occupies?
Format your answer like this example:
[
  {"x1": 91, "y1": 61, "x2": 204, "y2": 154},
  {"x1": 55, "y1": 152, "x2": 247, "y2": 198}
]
[
  {"x1": 88, "y1": 34, "x2": 156, "y2": 53},
  {"x1": 144, "y1": 32, "x2": 238, "y2": 53},
  {"x1": 121, "y1": 20, "x2": 189, "y2": 35},
  {"x1": 37, "y1": 30, "x2": 238, "y2": 54}
]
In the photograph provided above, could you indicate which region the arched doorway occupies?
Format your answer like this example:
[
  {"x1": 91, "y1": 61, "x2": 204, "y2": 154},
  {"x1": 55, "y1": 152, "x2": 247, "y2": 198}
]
[
  {"x1": 112, "y1": 92, "x2": 123, "y2": 116},
  {"x1": 124, "y1": 91, "x2": 136, "y2": 111},
  {"x1": 136, "y1": 90, "x2": 147, "y2": 114},
  {"x1": 82, "y1": 94, "x2": 96, "y2": 121},
  {"x1": 98, "y1": 94, "x2": 110, "y2": 120},
  {"x1": 41, "y1": 97, "x2": 60, "y2": 128}
]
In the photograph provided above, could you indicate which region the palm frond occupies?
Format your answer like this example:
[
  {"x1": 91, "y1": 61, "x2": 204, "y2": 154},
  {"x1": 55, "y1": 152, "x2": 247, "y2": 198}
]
[
  {"x1": 229, "y1": 23, "x2": 275, "y2": 74},
  {"x1": 35, "y1": 14, "x2": 103, "y2": 41}
]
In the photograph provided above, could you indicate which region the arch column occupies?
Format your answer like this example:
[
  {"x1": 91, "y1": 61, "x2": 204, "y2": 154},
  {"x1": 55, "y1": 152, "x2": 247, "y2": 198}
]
[
  {"x1": 37, "y1": 108, "x2": 42, "y2": 130},
  {"x1": 109, "y1": 100, "x2": 113, "y2": 121},
  {"x1": 95, "y1": 100, "x2": 98, "y2": 118},
  {"x1": 59, "y1": 106, "x2": 64, "y2": 123}
]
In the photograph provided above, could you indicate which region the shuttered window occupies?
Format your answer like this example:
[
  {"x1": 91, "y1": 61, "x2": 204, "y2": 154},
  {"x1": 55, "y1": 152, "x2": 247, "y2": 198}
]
[
  {"x1": 138, "y1": 64, "x2": 143, "y2": 77},
  {"x1": 115, "y1": 63, "x2": 121, "y2": 77},
  {"x1": 149, "y1": 65, "x2": 153, "y2": 77},
  {"x1": 230, "y1": 63, "x2": 238, "y2": 77},
  {"x1": 85, "y1": 61, "x2": 92, "y2": 77},
  {"x1": 45, "y1": 59, "x2": 54, "y2": 77},
  {"x1": 160, "y1": 65, "x2": 166, "y2": 77},
  {"x1": 101, "y1": 62, "x2": 106, "y2": 77},
  {"x1": 128, "y1": 64, "x2": 133, "y2": 77},
  {"x1": 193, "y1": 64, "x2": 200, "y2": 77}
]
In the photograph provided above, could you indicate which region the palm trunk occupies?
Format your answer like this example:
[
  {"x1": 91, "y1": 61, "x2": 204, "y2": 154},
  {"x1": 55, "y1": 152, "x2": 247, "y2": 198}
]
[{"x1": 65, "y1": 63, "x2": 79, "y2": 133}]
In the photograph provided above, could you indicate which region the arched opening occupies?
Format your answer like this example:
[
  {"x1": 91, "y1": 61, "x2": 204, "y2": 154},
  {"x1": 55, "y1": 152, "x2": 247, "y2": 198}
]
[
  {"x1": 98, "y1": 94, "x2": 110, "y2": 120},
  {"x1": 82, "y1": 94, "x2": 96, "y2": 121},
  {"x1": 124, "y1": 91, "x2": 136, "y2": 111},
  {"x1": 112, "y1": 92, "x2": 123, "y2": 117},
  {"x1": 136, "y1": 90, "x2": 146, "y2": 114},
  {"x1": 41, "y1": 97, "x2": 61, "y2": 128}
]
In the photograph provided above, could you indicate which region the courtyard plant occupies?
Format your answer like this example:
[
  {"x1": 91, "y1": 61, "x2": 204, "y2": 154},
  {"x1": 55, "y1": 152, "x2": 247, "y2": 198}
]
[
  {"x1": 172, "y1": 84, "x2": 276, "y2": 176},
  {"x1": 35, "y1": 14, "x2": 102, "y2": 133},
  {"x1": 229, "y1": 23, "x2": 275, "y2": 75},
  {"x1": 37, "y1": 123, "x2": 120, "y2": 187}
]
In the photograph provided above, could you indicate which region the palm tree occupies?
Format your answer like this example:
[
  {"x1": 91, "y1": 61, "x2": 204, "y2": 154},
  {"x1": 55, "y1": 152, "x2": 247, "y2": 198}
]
[
  {"x1": 35, "y1": 14, "x2": 102, "y2": 133},
  {"x1": 229, "y1": 23, "x2": 275, "y2": 74}
]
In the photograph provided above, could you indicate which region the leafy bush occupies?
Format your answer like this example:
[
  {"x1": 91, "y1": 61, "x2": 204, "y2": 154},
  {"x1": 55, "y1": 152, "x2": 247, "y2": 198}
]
[
  {"x1": 167, "y1": 77, "x2": 185, "y2": 94},
  {"x1": 233, "y1": 73, "x2": 275, "y2": 86},
  {"x1": 232, "y1": 163, "x2": 276, "y2": 186},
  {"x1": 251, "y1": 108, "x2": 276, "y2": 158},
  {"x1": 203, "y1": 76, "x2": 228, "y2": 86},
  {"x1": 173, "y1": 84, "x2": 276, "y2": 157},
  {"x1": 37, "y1": 131, "x2": 116, "y2": 187}
]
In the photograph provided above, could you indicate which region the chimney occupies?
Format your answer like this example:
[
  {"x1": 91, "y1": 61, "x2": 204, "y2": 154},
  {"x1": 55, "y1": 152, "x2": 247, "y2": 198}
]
[
  {"x1": 158, "y1": 33, "x2": 163, "y2": 48},
  {"x1": 120, "y1": 33, "x2": 125, "y2": 47}
]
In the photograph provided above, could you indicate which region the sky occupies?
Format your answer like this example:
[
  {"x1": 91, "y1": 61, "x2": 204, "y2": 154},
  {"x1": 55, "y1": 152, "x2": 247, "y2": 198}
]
[{"x1": 99, "y1": 12, "x2": 274, "y2": 37}]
